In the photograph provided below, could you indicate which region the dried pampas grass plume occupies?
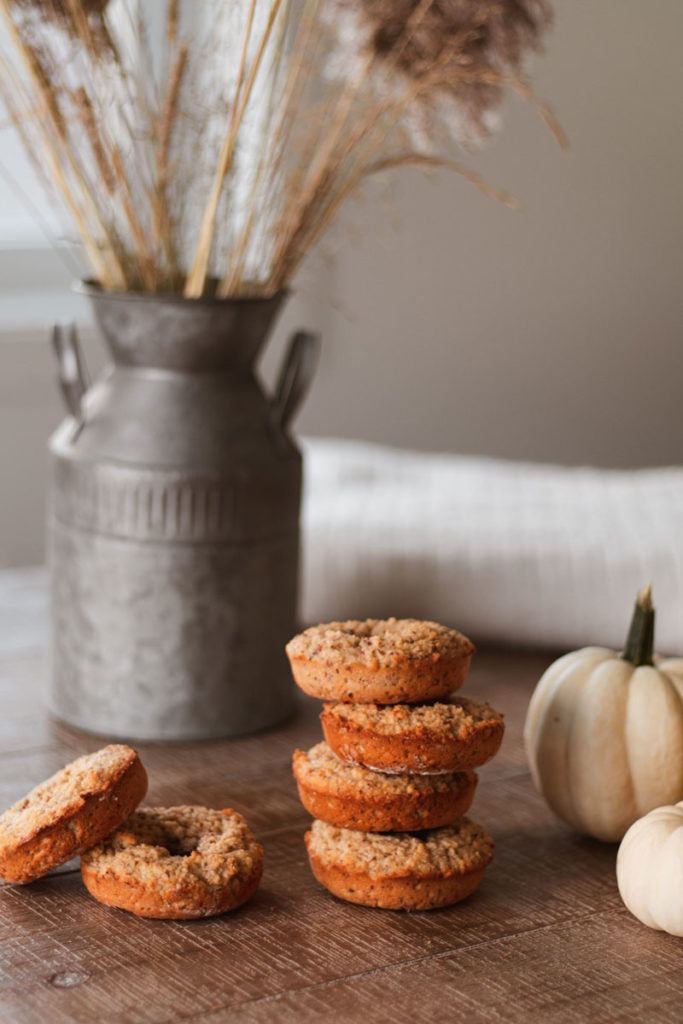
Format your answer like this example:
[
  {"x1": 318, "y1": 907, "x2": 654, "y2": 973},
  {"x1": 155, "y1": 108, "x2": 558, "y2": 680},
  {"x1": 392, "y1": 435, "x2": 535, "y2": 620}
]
[
  {"x1": 353, "y1": 0, "x2": 552, "y2": 140},
  {"x1": 10, "y1": 0, "x2": 109, "y2": 17},
  {"x1": 0, "y1": 0, "x2": 563, "y2": 297},
  {"x1": 9, "y1": 0, "x2": 113, "y2": 54}
]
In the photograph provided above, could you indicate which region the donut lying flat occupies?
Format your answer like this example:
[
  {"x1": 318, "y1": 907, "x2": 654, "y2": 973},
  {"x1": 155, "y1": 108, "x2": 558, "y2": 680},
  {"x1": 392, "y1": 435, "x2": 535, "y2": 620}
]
[
  {"x1": 81, "y1": 806, "x2": 263, "y2": 919},
  {"x1": 293, "y1": 742, "x2": 477, "y2": 832},
  {"x1": 0, "y1": 745, "x2": 147, "y2": 884},
  {"x1": 321, "y1": 696, "x2": 505, "y2": 774},
  {"x1": 286, "y1": 619, "x2": 475, "y2": 704},
  {"x1": 305, "y1": 818, "x2": 494, "y2": 911}
]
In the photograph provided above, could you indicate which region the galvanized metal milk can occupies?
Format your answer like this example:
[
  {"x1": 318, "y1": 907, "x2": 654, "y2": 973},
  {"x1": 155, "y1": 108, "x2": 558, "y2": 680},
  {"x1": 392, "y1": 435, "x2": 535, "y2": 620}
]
[{"x1": 48, "y1": 284, "x2": 317, "y2": 740}]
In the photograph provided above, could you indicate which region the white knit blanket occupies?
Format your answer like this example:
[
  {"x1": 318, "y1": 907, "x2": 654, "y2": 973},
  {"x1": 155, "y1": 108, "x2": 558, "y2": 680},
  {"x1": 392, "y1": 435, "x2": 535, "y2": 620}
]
[{"x1": 300, "y1": 438, "x2": 683, "y2": 653}]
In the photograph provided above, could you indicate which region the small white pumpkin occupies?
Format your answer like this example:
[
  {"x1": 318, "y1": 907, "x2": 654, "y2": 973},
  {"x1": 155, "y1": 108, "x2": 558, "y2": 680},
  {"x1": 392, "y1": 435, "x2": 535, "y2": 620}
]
[
  {"x1": 524, "y1": 586, "x2": 683, "y2": 842},
  {"x1": 617, "y1": 801, "x2": 683, "y2": 936}
]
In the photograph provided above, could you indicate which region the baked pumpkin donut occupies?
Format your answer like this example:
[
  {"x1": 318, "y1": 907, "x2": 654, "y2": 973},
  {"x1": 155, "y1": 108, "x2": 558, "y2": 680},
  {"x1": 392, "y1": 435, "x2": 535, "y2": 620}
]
[
  {"x1": 305, "y1": 818, "x2": 494, "y2": 911},
  {"x1": 0, "y1": 745, "x2": 147, "y2": 884},
  {"x1": 80, "y1": 806, "x2": 263, "y2": 919},
  {"x1": 286, "y1": 618, "x2": 475, "y2": 704},
  {"x1": 321, "y1": 695, "x2": 505, "y2": 774},
  {"x1": 293, "y1": 742, "x2": 477, "y2": 832}
]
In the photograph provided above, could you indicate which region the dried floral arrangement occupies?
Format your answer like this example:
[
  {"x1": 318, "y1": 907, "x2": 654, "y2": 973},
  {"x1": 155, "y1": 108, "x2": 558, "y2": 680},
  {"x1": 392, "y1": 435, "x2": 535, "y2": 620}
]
[{"x1": 0, "y1": 0, "x2": 562, "y2": 298}]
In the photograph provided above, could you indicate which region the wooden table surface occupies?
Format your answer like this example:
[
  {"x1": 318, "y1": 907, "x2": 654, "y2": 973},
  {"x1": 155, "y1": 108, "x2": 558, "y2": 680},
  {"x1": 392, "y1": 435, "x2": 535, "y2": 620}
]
[{"x1": 0, "y1": 570, "x2": 681, "y2": 1023}]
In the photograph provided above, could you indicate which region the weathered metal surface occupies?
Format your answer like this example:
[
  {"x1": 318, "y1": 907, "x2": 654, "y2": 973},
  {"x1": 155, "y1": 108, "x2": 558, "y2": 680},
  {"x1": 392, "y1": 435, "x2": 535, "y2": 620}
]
[{"x1": 48, "y1": 286, "x2": 317, "y2": 740}]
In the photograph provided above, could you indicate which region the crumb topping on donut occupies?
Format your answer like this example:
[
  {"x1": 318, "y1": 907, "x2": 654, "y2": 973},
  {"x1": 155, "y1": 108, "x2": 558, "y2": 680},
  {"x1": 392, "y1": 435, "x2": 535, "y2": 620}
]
[
  {"x1": 81, "y1": 806, "x2": 263, "y2": 895},
  {"x1": 286, "y1": 618, "x2": 474, "y2": 668},
  {"x1": 322, "y1": 696, "x2": 504, "y2": 737},
  {"x1": 0, "y1": 745, "x2": 138, "y2": 849},
  {"x1": 294, "y1": 742, "x2": 473, "y2": 796},
  {"x1": 307, "y1": 818, "x2": 493, "y2": 878}
]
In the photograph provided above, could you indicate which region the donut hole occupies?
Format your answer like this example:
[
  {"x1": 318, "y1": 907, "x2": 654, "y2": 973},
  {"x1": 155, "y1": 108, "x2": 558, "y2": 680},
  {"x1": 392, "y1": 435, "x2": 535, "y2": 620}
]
[
  {"x1": 127, "y1": 813, "x2": 204, "y2": 858},
  {"x1": 161, "y1": 833, "x2": 199, "y2": 857}
]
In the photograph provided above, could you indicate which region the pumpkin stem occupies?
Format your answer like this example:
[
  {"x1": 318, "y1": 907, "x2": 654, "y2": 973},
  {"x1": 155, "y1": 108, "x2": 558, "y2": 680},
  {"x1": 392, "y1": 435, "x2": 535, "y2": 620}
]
[{"x1": 622, "y1": 584, "x2": 655, "y2": 667}]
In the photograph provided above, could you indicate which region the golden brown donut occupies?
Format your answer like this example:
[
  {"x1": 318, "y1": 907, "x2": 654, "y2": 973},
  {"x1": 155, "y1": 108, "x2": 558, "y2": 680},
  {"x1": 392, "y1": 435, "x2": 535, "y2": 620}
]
[
  {"x1": 286, "y1": 618, "x2": 475, "y2": 704},
  {"x1": 305, "y1": 818, "x2": 494, "y2": 911},
  {"x1": 321, "y1": 695, "x2": 504, "y2": 774},
  {"x1": 293, "y1": 742, "x2": 477, "y2": 832},
  {"x1": 0, "y1": 745, "x2": 148, "y2": 884},
  {"x1": 80, "y1": 806, "x2": 263, "y2": 919}
]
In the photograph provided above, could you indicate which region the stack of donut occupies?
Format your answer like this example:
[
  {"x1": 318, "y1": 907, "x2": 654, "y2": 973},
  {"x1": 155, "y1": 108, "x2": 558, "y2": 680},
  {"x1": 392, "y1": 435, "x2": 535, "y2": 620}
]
[{"x1": 287, "y1": 618, "x2": 505, "y2": 911}]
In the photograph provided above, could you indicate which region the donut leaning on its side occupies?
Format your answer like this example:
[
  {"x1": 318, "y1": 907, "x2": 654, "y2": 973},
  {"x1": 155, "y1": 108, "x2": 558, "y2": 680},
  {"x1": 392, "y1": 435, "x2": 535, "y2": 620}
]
[{"x1": 0, "y1": 745, "x2": 148, "y2": 884}]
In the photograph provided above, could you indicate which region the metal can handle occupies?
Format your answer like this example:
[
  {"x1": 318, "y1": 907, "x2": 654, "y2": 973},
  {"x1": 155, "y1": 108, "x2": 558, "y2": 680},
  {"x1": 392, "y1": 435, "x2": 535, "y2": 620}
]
[
  {"x1": 272, "y1": 330, "x2": 320, "y2": 432},
  {"x1": 52, "y1": 322, "x2": 89, "y2": 422}
]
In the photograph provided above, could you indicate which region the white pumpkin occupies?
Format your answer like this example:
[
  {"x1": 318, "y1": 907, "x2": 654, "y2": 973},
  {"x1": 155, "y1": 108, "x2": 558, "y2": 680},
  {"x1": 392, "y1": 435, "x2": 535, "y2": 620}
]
[
  {"x1": 523, "y1": 586, "x2": 683, "y2": 842},
  {"x1": 617, "y1": 801, "x2": 683, "y2": 936}
]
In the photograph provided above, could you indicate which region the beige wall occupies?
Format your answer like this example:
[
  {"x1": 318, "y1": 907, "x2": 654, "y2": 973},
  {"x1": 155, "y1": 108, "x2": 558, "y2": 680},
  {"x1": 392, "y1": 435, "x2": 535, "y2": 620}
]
[
  {"x1": 1, "y1": 0, "x2": 682, "y2": 568},
  {"x1": 271, "y1": 0, "x2": 683, "y2": 467}
]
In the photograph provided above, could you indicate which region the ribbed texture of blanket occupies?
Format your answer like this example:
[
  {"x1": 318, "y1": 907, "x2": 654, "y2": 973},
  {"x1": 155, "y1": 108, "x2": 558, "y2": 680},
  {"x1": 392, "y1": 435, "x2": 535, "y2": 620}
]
[{"x1": 301, "y1": 438, "x2": 683, "y2": 652}]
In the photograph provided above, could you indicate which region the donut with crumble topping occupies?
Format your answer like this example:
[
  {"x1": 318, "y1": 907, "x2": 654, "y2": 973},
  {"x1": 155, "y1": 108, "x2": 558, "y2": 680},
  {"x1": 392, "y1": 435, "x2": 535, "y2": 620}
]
[
  {"x1": 286, "y1": 618, "x2": 475, "y2": 704},
  {"x1": 80, "y1": 806, "x2": 263, "y2": 919},
  {"x1": 0, "y1": 745, "x2": 147, "y2": 884},
  {"x1": 305, "y1": 818, "x2": 494, "y2": 911},
  {"x1": 321, "y1": 695, "x2": 505, "y2": 774},
  {"x1": 293, "y1": 742, "x2": 477, "y2": 832}
]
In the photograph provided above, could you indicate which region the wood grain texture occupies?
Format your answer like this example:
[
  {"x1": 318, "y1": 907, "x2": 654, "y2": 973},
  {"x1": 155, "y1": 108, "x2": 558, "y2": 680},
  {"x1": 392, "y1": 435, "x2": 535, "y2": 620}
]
[{"x1": 1, "y1": 573, "x2": 681, "y2": 1023}]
